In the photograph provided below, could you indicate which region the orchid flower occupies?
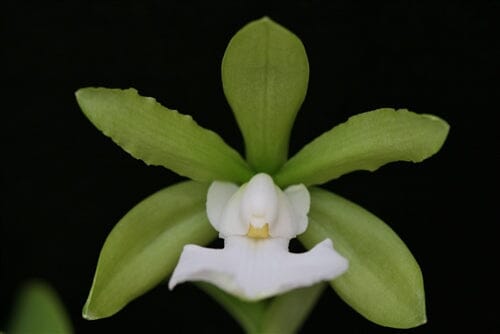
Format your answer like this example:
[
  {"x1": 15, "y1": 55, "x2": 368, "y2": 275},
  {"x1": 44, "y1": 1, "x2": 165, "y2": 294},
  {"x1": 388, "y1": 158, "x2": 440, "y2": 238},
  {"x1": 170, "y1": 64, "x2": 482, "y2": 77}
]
[
  {"x1": 169, "y1": 173, "x2": 348, "y2": 300},
  {"x1": 77, "y1": 17, "x2": 449, "y2": 331}
]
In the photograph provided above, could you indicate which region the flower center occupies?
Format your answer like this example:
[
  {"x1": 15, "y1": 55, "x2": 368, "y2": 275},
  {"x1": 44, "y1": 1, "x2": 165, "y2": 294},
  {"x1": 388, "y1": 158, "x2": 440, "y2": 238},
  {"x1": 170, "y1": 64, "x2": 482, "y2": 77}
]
[{"x1": 247, "y1": 224, "x2": 270, "y2": 239}]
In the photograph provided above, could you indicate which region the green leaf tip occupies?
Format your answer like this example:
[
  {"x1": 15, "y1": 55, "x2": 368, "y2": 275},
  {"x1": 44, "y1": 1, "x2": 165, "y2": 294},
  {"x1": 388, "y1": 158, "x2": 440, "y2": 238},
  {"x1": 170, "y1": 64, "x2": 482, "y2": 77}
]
[
  {"x1": 300, "y1": 188, "x2": 427, "y2": 328},
  {"x1": 81, "y1": 302, "x2": 97, "y2": 321},
  {"x1": 75, "y1": 87, "x2": 253, "y2": 183},
  {"x1": 275, "y1": 108, "x2": 450, "y2": 187},
  {"x1": 222, "y1": 17, "x2": 309, "y2": 173}
]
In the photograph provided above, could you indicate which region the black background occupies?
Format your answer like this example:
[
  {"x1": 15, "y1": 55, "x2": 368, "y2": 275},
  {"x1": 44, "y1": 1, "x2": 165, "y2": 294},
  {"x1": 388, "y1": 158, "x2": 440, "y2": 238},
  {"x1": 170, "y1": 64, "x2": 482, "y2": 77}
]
[{"x1": 2, "y1": 1, "x2": 498, "y2": 333}]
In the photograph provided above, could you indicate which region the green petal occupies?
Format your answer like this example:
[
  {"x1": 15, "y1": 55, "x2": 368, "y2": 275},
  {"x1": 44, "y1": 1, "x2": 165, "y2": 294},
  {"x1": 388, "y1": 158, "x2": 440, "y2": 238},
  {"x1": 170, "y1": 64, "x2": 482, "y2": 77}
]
[
  {"x1": 76, "y1": 87, "x2": 253, "y2": 183},
  {"x1": 8, "y1": 280, "x2": 73, "y2": 334},
  {"x1": 196, "y1": 283, "x2": 267, "y2": 334},
  {"x1": 222, "y1": 17, "x2": 309, "y2": 173},
  {"x1": 82, "y1": 181, "x2": 217, "y2": 320},
  {"x1": 299, "y1": 188, "x2": 426, "y2": 328},
  {"x1": 274, "y1": 108, "x2": 449, "y2": 187}
]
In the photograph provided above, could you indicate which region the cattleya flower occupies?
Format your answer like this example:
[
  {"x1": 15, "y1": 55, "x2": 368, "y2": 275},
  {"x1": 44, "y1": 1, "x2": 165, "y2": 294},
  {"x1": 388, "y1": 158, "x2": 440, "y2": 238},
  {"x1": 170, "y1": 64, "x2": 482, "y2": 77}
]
[
  {"x1": 169, "y1": 173, "x2": 348, "y2": 300},
  {"x1": 77, "y1": 17, "x2": 448, "y2": 332}
]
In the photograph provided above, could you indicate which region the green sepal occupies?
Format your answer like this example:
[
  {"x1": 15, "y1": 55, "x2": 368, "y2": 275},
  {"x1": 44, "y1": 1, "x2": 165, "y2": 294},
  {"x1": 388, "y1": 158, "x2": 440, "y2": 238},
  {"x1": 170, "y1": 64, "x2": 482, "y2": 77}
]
[
  {"x1": 82, "y1": 181, "x2": 217, "y2": 320},
  {"x1": 76, "y1": 87, "x2": 253, "y2": 183},
  {"x1": 197, "y1": 282, "x2": 326, "y2": 334},
  {"x1": 275, "y1": 108, "x2": 449, "y2": 187},
  {"x1": 222, "y1": 17, "x2": 309, "y2": 173},
  {"x1": 259, "y1": 283, "x2": 326, "y2": 334},
  {"x1": 8, "y1": 280, "x2": 73, "y2": 334},
  {"x1": 196, "y1": 282, "x2": 267, "y2": 334},
  {"x1": 299, "y1": 188, "x2": 426, "y2": 328}
]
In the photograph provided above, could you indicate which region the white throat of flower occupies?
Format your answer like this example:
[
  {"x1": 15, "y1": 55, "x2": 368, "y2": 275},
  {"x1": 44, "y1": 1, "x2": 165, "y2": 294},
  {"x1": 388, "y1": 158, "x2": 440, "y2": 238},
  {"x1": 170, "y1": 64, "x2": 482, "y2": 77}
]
[{"x1": 169, "y1": 173, "x2": 348, "y2": 300}]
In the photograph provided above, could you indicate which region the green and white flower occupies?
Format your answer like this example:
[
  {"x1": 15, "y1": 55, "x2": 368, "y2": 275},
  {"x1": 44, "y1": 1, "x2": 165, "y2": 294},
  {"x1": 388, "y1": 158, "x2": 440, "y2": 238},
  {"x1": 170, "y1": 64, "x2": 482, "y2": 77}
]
[
  {"x1": 169, "y1": 173, "x2": 348, "y2": 300},
  {"x1": 76, "y1": 17, "x2": 449, "y2": 331}
]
